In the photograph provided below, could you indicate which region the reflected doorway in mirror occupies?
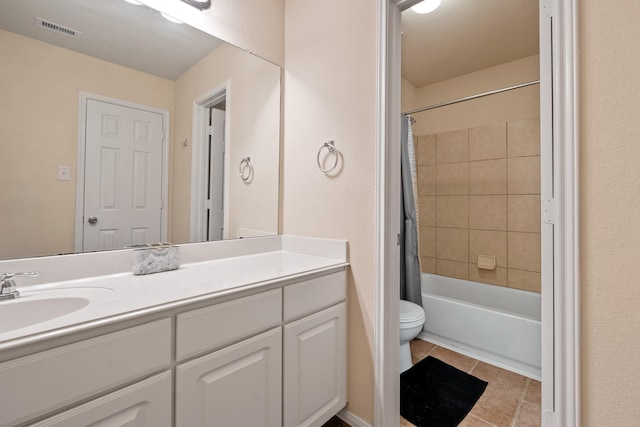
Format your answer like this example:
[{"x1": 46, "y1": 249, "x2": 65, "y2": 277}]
[
  {"x1": 191, "y1": 83, "x2": 230, "y2": 242},
  {"x1": 207, "y1": 106, "x2": 226, "y2": 241}
]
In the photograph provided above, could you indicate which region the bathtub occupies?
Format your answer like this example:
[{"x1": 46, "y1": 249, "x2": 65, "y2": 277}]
[{"x1": 419, "y1": 273, "x2": 541, "y2": 379}]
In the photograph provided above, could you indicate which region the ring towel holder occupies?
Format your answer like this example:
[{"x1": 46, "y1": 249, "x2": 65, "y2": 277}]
[
  {"x1": 239, "y1": 157, "x2": 253, "y2": 182},
  {"x1": 317, "y1": 141, "x2": 339, "y2": 174}
]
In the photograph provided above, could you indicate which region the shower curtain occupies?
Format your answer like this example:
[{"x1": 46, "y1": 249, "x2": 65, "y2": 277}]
[{"x1": 400, "y1": 115, "x2": 422, "y2": 305}]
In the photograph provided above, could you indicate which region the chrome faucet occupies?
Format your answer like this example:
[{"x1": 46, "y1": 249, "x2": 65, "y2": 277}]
[{"x1": 0, "y1": 272, "x2": 40, "y2": 300}]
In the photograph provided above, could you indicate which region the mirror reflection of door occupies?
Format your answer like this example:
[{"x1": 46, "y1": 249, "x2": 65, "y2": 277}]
[
  {"x1": 191, "y1": 86, "x2": 229, "y2": 243},
  {"x1": 82, "y1": 99, "x2": 165, "y2": 251},
  {"x1": 207, "y1": 105, "x2": 225, "y2": 241}
]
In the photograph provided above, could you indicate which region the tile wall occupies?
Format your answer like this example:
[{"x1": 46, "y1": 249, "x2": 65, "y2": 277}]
[{"x1": 416, "y1": 117, "x2": 541, "y2": 292}]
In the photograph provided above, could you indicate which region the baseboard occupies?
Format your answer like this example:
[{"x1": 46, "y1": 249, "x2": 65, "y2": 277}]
[
  {"x1": 417, "y1": 332, "x2": 541, "y2": 381},
  {"x1": 337, "y1": 408, "x2": 372, "y2": 427}
]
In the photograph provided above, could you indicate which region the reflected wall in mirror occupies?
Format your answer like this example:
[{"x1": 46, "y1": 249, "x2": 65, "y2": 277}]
[{"x1": 0, "y1": 0, "x2": 281, "y2": 260}]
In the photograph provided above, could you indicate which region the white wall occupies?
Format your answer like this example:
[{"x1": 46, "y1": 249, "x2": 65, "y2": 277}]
[{"x1": 283, "y1": 0, "x2": 377, "y2": 422}]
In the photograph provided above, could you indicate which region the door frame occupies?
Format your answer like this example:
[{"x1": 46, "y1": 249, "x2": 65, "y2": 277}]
[
  {"x1": 74, "y1": 92, "x2": 170, "y2": 253},
  {"x1": 374, "y1": 1, "x2": 580, "y2": 426},
  {"x1": 189, "y1": 81, "x2": 231, "y2": 242}
]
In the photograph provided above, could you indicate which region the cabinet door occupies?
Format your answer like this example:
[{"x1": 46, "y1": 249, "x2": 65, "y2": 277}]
[
  {"x1": 29, "y1": 372, "x2": 171, "y2": 427},
  {"x1": 176, "y1": 327, "x2": 282, "y2": 427},
  {"x1": 283, "y1": 303, "x2": 346, "y2": 427}
]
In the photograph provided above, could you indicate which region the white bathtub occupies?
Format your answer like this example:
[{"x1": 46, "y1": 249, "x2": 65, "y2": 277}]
[{"x1": 419, "y1": 273, "x2": 541, "y2": 379}]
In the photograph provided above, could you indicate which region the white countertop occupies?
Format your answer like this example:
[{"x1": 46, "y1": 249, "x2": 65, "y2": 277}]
[{"x1": 0, "y1": 236, "x2": 348, "y2": 351}]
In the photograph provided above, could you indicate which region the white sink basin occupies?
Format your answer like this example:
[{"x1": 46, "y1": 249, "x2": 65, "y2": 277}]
[
  {"x1": 0, "y1": 286, "x2": 116, "y2": 336},
  {"x1": 0, "y1": 297, "x2": 90, "y2": 334}
]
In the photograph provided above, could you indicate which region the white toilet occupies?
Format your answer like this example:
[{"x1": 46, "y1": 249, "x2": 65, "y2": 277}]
[{"x1": 399, "y1": 299, "x2": 426, "y2": 373}]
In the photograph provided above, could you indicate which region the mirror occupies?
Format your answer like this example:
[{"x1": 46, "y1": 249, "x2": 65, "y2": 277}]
[{"x1": 0, "y1": 0, "x2": 281, "y2": 260}]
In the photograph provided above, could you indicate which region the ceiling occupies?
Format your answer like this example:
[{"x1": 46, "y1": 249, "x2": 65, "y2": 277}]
[
  {"x1": 0, "y1": 0, "x2": 222, "y2": 80},
  {"x1": 1, "y1": 0, "x2": 538, "y2": 86},
  {"x1": 401, "y1": 0, "x2": 539, "y2": 88}
]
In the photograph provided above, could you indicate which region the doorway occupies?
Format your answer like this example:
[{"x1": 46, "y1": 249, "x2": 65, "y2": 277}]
[
  {"x1": 190, "y1": 83, "x2": 231, "y2": 242},
  {"x1": 374, "y1": 1, "x2": 579, "y2": 426},
  {"x1": 75, "y1": 93, "x2": 169, "y2": 253}
]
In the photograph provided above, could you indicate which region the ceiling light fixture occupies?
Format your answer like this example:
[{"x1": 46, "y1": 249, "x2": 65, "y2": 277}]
[
  {"x1": 411, "y1": 0, "x2": 441, "y2": 14},
  {"x1": 180, "y1": 0, "x2": 211, "y2": 11}
]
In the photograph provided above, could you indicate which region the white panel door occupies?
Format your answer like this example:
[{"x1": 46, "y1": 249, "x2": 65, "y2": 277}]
[
  {"x1": 207, "y1": 107, "x2": 225, "y2": 241},
  {"x1": 283, "y1": 303, "x2": 347, "y2": 427},
  {"x1": 175, "y1": 327, "x2": 282, "y2": 427},
  {"x1": 84, "y1": 99, "x2": 164, "y2": 251}
]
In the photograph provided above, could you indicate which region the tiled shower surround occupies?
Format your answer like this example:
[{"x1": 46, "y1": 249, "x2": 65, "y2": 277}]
[{"x1": 416, "y1": 117, "x2": 541, "y2": 292}]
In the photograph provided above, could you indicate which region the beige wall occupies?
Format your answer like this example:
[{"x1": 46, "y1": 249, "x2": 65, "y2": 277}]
[
  {"x1": 283, "y1": 0, "x2": 376, "y2": 422},
  {"x1": 415, "y1": 118, "x2": 542, "y2": 292},
  {"x1": 172, "y1": 43, "x2": 281, "y2": 242},
  {"x1": 580, "y1": 1, "x2": 640, "y2": 425},
  {"x1": 0, "y1": 30, "x2": 174, "y2": 259},
  {"x1": 402, "y1": 78, "x2": 418, "y2": 112},
  {"x1": 403, "y1": 55, "x2": 540, "y2": 135}
]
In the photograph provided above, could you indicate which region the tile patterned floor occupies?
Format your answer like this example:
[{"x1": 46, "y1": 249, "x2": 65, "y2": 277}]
[
  {"x1": 322, "y1": 338, "x2": 541, "y2": 427},
  {"x1": 402, "y1": 339, "x2": 541, "y2": 427}
]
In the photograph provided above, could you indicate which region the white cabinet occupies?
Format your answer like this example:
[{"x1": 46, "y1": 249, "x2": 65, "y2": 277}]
[
  {"x1": 283, "y1": 272, "x2": 346, "y2": 322},
  {"x1": 174, "y1": 272, "x2": 347, "y2": 427},
  {"x1": 30, "y1": 372, "x2": 172, "y2": 427},
  {"x1": 283, "y1": 303, "x2": 347, "y2": 427},
  {"x1": 176, "y1": 327, "x2": 282, "y2": 427},
  {"x1": 4, "y1": 269, "x2": 347, "y2": 427}
]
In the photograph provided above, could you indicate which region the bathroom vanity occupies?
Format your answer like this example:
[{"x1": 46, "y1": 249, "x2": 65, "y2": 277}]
[{"x1": 0, "y1": 236, "x2": 347, "y2": 427}]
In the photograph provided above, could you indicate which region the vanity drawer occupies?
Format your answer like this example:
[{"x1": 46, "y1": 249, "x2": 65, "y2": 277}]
[
  {"x1": 283, "y1": 270, "x2": 346, "y2": 322},
  {"x1": 176, "y1": 288, "x2": 282, "y2": 361},
  {"x1": 0, "y1": 318, "x2": 171, "y2": 427},
  {"x1": 29, "y1": 371, "x2": 172, "y2": 427}
]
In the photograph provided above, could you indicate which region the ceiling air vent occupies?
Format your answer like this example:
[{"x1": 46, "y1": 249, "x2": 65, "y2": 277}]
[{"x1": 35, "y1": 17, "x2": 81, "y2": 38}]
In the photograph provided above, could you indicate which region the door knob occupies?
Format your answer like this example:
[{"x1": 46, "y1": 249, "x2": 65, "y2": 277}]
[{"x1": 87, "y1": 216, "x2": 98, "y2": 225}]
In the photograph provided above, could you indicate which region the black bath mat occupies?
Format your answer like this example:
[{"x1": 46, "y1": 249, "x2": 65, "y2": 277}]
[{"x1": 400, "y1": 356, "x2": 487, "y2": 427}]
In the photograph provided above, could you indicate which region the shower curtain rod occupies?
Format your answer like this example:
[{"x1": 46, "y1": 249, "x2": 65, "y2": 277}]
[{"x1": 403, "y1": 80, "x2": 540, "y2": 117}]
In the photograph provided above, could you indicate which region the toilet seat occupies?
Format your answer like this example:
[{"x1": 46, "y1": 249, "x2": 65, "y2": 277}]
[
  {"x1": 399, "y1": 300, "x2": 425, "y2": 324},
  {"x1": 399, "y1": 299, "x2": 426, "y2": 373}
]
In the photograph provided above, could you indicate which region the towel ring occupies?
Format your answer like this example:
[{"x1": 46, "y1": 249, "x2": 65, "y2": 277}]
[
  {"x1": 317, "y1": 141, "x2": 339, "y2": 174},
  {"x1": 239, "y1": 157, "x2": 253, "y2": 182}
]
